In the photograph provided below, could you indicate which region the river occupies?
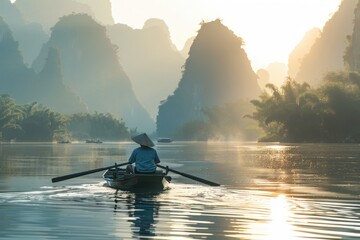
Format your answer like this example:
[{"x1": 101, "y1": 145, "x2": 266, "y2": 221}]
[{"x1": 0, "y1": 141, "x2": 360, "y2": 239}]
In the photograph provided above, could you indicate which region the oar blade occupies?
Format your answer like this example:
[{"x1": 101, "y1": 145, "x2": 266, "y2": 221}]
[
  {"x1": 157, "y1": 164, "x2": 220, "y2": 186},
  {"x1": 52, "y1": 167, "x2": 107, "y2": 183}
]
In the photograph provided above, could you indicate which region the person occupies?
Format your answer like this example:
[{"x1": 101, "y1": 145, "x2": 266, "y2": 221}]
[{"x1": 127, "y1": 133, "x2": 160, "y2": 174}]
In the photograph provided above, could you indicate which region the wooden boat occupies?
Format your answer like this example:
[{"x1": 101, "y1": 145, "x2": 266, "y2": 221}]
[
  {"x1": 85, "y1": 139, "x2": 103, "y2": 144},
  {"x1": 103, "y1": 168, "x2": 171, "y2": 191},
  {"x1": 157, "y1": 137, "x2": 173, "y2": 143}
]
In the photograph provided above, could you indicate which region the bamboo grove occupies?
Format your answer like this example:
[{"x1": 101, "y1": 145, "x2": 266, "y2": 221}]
[
  {"x1": 249, "y1": 71, "x2": 360, "y2": 143},
  {"x1": 0, "y1": 94, "x2": 132, "y2": 142}
]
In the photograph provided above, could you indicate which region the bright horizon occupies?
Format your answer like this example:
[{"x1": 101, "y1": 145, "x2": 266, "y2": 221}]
[{"x1": 110, "y1": 0, "x2": 341, "y2": 70}]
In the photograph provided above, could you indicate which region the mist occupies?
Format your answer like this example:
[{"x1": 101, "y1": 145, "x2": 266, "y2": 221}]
[{"x1": 1, "y1": 0, "x2": 360, "y2": 143}]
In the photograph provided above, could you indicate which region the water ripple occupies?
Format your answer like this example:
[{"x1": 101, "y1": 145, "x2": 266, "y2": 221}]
[{"x1": 1, "y1": 183, "x2": 360, "y2": 239}]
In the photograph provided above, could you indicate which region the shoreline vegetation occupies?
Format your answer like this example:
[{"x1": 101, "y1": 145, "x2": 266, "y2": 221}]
[
  {"x1": 0, "y1": 94, "x2": 135, "y2": 143},
  {"x1": 3, "y1": 70, "x2": 360, "y2": 144},
  {"x1": 248, "y1": 72, "x2": 360, "y2": 144}
]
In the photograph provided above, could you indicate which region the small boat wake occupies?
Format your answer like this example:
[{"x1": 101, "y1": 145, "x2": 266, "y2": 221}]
[
  {"x1": 0, "y1": 182, "x2": 114, "y2": 206},
  {"x1": 0, "y1": 182, "x2": 221, "y2": 207}
]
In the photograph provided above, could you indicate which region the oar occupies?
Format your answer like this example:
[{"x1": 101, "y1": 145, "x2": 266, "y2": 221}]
[
  {"x1": 51, "y1": 162, "x2": 129, "y2": 183},
  {"x1": 157, "y1": 164, "x2": 220, "y2": 186}
]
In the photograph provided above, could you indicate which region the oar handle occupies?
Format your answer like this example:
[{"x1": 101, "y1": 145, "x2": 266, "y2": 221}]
[
  {"x1": 52, "y1": 162, "x2": 129, "y2": 183},
  {"x1": 157, "y1": 164, "x2": 220, "y2": 186}
]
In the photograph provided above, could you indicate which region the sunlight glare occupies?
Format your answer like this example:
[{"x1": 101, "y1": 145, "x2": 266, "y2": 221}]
[
  {"x1": 268, "y1": 194, "x2": 294, "y2": 240},
  {"x1": 110, "y1": 0, "x2": 341, "y2": 69},
  {"x1": 266, "y1": 145, "x2": 287, "y2": 151},
  {"x1": 242, "y1": 194, "x2": 295, "y2": 239}
]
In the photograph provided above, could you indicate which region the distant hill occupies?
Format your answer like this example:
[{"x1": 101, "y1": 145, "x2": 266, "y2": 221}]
[
  {"x1": 14, "y1": 0, "x2": 114, "y2": 32},
  {"x1": 33, "y1": 14, "x2": 154, "y2": 132},
  {"x1": 266, "y1": 62, "x2": 288, "y2": 87},
  {"x1": 74, "y1": 0, "x2": 114, "y2": 25},
  {"x1": 0, "y1": 16, "x2": 85, "y2": 112},
  {"x1": 288, "y1": 28, "x2": 321, "y2": 79},
  {"x1": 180, "y1": 36, "x2": 195, "y2": 58},
  {"x1": 157, "y1": 19, "x2": 261, "y2": 137},
  {"x1": 0, "y1": 16, "x2": 34, "y2": 102},
  {"x1": 256, "y1": 69, "x2": 270, "y2": 90},
  {"x1": 107, "y1": 18, "x2": 185, "y2": 119},
  {"x1": 0, "y1": 0, "x2": 48, "y2": 65},
  {"x1": 295, "y1": 0, "x2": 358, "y2": 86},
  {"x1": 35, "y1": 47, "x2": 87, "y2": 113}
]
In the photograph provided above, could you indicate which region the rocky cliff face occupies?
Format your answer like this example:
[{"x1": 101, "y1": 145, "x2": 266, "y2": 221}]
[
  {"x1": 157, "y1": 19, "x2": 261, "y2": 137},
  {"x1": 295, "y1": 0, "x2": 358, "y2": 86},
  {"x1": 344, "y1": 0, "x2": 360, "y2": 71},
  {"x1": 33, "y1": 14, "x2": 154, "y2": 132}
]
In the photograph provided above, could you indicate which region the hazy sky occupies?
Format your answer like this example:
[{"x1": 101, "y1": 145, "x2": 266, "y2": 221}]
[{"x1": 110, "y1": 0, "x2": 341, "y2": 70}]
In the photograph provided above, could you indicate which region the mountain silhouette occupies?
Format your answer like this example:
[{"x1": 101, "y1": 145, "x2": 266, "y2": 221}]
[
  {"x1": 288, "y1": 28, "x2": 321, "y2": 79},
  {"x1": 74, "y1": 0, "x2": 114, "y2": 25},
  {"x1": 14, "y1": 0, "x2": 114, "y2": 32},
  {"x1": 36, "y1": 47, "x2": 87, "y2": 113},
  {"x1": 294, "y1": 0, "x2": 358, "y2": 86},
  {"x1": 0, "y1": 16, "x2": 85, "y2": 112},
  {"x1": 157, "y1": 19, "x2": 261, "y2": 137},
  {"x1": 107, "y1": 18, "x2": 185, "y2": 119},
  {"x1": 256, "y1": 69, "x2": 270, "y2": 90},
  {"x1": 266, "y1": 62, "x2": 288, "y2": 87},
  {"x1": 180, "y1": 36, "x2": 195, "y2": 58},
  {"x1": 0, "y1": 0, "x2": 48, "y2": 65},
  {"x1": 33, "y1": 14, "x2": 154, "y2": 132},
  {"x1": 344, "y1": 0, "x2": 360, "y2": 71},
  {"x1": 0, "y1": 16, "x2": 33, "y2": 101}
]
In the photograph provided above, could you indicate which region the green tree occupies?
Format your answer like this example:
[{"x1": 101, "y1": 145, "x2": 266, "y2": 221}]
[
  {"x1": 19, "y1": 103, "x2": 67, "y2": 141},
  {"x1": 249, "y1": 72, "x2": 360, "y2": 143},
  {"x1": 0, "y1": 95, "x2": 23, "y2": 140},
  {"x1": 249, "y1": 79, "x2": 323, "y2": 142},
  {"x1": 68, "y1": 112, "x2": 130, "y2": 140},
  {"x1": 319, "y1": 71, "x2": 360, "y2": 142}
]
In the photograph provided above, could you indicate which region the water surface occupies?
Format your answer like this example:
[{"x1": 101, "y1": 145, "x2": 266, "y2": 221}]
[{"x1": 1, "y1": 142, "x2": 360, "y2": 239}]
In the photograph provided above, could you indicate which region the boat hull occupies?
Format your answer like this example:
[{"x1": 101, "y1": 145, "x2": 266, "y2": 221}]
[{"x1": 103, "y1": 168, "x2": 171, "y2": 191}]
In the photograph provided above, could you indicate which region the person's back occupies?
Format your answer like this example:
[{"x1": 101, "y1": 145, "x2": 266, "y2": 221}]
[
  {"x1": 129, "y1": 145, "x2": 160, "y2": 173},
  {"x1": 127, "y1": 133, "x2": 160, "y2": 174}
]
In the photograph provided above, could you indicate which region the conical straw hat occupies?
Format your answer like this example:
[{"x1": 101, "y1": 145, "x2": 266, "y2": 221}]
[{"x1": 131, "y1": 133, "x2": 155, "y2": 147}]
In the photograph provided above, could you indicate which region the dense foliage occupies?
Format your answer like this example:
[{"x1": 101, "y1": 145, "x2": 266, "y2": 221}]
[
  {"x1": 249, "y1": 72, "x2": 360, "y2": 143},
  {"x1": 0, "y1": 95, "x2": 132, "y2": 142},
  {"x1": 68, "y1": 112, "x2": 131, "y2": 141},
  {"x1": 20, "y1": 102, "x2": 67, "y2": 141},
  {"x1": 0, "y1": 95, "x2": 23, "y2": 140}
]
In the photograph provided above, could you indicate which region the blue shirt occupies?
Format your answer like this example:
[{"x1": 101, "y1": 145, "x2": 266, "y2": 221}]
[{"x1": 128, "y1": 146, "x2": 160, "y2": 173}]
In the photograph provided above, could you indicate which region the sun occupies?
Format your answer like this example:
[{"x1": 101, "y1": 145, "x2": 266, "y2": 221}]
[{"x1": 110, "y1": 0, "x2": 341, "y2": 70}]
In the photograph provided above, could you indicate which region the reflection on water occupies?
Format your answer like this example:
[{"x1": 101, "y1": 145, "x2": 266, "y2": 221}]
[
  {"x1": 1, "y1": 142, "x2": 360, "y2": 239},
  {"x1": 120, "y1": 191, "x2": 160, "y2": 237},
  {"x1": 1, "y1": 183, "x2": 360, "y2": 239}
]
